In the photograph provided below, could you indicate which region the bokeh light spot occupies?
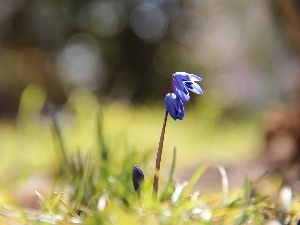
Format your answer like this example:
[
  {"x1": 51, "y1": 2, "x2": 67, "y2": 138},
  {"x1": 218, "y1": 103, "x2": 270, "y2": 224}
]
[
  {"x1": 79, "y1": 2, "x2": 126, "y2": 37},
  {"x1": 130, "y1": 3, "x2": 167, "y2": 42},
  {"x1": 56, "y1": 33, "x2": 105, "y2": 91}
]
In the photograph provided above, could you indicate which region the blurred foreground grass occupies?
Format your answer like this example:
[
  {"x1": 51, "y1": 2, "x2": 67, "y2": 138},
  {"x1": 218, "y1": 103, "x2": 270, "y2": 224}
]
[
  {"x1": 0, "y1": 85, "x2": 261, "y2": 189},
  {"x1": 0, "y1": 85, "x2": 293, "y2": 224}
]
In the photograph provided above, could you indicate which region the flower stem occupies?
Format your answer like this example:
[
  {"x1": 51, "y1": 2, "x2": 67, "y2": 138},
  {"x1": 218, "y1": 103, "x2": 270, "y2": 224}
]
[{"x1": 153, "y1": 109, "x2": 169, "y2": 198}]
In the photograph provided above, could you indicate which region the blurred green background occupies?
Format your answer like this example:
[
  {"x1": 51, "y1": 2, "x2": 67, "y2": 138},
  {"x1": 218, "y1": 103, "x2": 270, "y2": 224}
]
[{"x1": 0, "y1": 0, "x2": 299, "y2": 205}]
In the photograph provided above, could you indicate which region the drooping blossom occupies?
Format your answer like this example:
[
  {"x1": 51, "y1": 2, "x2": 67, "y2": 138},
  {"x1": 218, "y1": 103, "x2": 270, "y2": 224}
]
[
  {"x1": 153, "y1": 72, "x2": 203, "y2": 197},
  {"x1": 172, "y1": 72, "x2": 203, "y2": 102},
  {"x1": 165, "y1": 93, "x2": 184, "y2": 120}
]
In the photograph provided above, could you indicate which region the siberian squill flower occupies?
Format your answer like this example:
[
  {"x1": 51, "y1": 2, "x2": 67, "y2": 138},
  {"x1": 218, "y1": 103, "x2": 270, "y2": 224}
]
[
  {"x1": 153, "y1": 72, "x2": 203, "y2": 198},
  {"x1": 165, "y1": 93, "x2": 184, "y2": 120},
  {"x1": 173, "y1": 72, "x2": 203, "y2": 102}
]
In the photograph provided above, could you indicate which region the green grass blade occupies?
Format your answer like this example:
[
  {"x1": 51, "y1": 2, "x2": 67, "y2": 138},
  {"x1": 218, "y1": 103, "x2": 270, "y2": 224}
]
[
  {"x1": 51, "y1": 114, "x2": 68, "y2": 164},
  {"x1": 217, "y1": 164, "x2": 228, "y2": 204},
  {"x1": 35, "y1": 191, "x2": 48, "y2": 211},
  {"x1": 97, "y1": 109, "x2": 108, "y2": 161},
  {"x1": 180, "y1": 163, "x2": 209, "y2": 199},
  {"x1": 46, "y1": 192, "x2": 64, "y2": 212},
  {"x1": 59, "y1": 199, "x2": 80, "y2": 219},
  {"x1": 74, "y1": 151, "x2": 93, "y2": 210},
  {"x1": 160, "y1": 146, "x2": 177, "y2": 201}
]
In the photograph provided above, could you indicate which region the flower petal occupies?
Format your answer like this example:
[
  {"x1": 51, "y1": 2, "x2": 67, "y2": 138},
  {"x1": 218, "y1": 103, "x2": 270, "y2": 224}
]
[
  {"x1": 174, "y1": 72, "x2": 201, "y2": 82},
  {"x1": 188, "y1": 74, "x2": 202, "y2": 82},
  {"x1": 165, "y1": 93, "x2": 185, "y2": 120},
  {"x1": 173, "y1": 72, "x2": 203, "y2": 101},
  {"x1": 173, "y1": 74, "x2": 187, "y2": 91},
  {"x1": 183, "y1": 81, "x2": 203, "y2": 94},
  {"x1": 165, "y1": 94, "x2": 177, "y2": 120},
  {"x1": 177, "y1": 99, "x2": 184, "y2": 120},
  {"x1": 173, "y1": 85, "x2": 190, "y2": 102}
]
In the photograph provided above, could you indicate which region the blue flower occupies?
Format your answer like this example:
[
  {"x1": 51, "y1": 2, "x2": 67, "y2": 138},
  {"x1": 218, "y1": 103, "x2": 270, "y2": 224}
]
[
  {"x1": 132, "y1": 165, "x2": 144, "y2": 192},
  {"x1": 165, "y1": 93, "x2": 184, "y2": 120},
  {"x1": 173, "y1": 72, "x2": 203, "y2": 102}
]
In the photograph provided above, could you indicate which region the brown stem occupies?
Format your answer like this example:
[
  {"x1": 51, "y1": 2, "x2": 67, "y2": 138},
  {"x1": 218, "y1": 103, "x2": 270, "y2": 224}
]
[{"x1": 153, "y1": 110, "x2": 169, "y2": 198}]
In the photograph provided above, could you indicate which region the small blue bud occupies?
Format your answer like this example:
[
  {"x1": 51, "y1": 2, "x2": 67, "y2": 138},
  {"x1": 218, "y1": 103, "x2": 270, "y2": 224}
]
[{"x1": 132, "y1": 165, "x2": 144, "y2": 192}]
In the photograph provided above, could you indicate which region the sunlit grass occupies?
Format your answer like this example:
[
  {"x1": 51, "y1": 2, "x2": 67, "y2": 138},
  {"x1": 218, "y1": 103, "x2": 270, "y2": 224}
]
[
  {"x1": 0, "y1": 86, "x2": 261, "y2": 190},
  {"x1": 0, "y1": 85, "x2": 294, "y2": 224}
]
